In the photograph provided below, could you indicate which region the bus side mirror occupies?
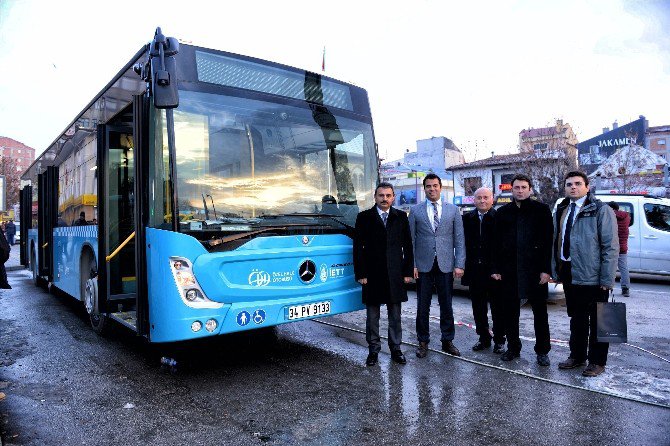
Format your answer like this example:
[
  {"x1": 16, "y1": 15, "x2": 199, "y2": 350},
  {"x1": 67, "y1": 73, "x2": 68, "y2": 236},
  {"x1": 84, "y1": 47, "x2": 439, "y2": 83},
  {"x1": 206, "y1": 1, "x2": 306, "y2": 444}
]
[
  {"x1": 151, "y1": 54, "x2": 179, "y2": 108},
  {"x1": 149, "y1": 29, "x2": 179, "y2": 109}
]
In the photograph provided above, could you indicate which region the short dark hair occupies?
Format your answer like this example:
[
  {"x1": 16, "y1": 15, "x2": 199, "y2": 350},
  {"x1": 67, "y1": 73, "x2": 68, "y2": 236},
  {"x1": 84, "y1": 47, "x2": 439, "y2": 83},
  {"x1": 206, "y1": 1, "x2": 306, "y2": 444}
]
[
  {"x1": 422, "y1": 173, "x2": 442, "y2": 187},
  {"x1": 80, "y1": 212, "x2": 86, "y2": 218},
  {"x1": 375, "y1": 182, "x2": 395, "y2": 194},
  {"x1": 511, "y1": 173, "x2": 533, "y2": 189},
  {"x1": 564, "y1": 171, "x2": 589, "y2": 186},
  {"x1": 608, "y1": 201, "x2": 619, "y2": 211}
]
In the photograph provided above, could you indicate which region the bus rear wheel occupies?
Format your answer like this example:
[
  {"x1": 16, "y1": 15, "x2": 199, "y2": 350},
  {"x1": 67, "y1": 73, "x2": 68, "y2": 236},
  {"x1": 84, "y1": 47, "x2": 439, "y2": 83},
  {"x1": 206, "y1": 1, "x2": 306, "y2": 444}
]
[{"x1": 30, "y1": 246, "x2": 38, "y2": 285}]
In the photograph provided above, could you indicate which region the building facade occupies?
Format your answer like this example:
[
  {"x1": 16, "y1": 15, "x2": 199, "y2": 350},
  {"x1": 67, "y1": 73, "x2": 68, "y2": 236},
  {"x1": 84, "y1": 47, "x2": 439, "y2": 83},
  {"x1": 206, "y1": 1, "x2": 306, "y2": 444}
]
[
  {"x1": 646, "y1": 125, "x2": 670, "y2": 160},
  {"x1": 0, "y1": 136, "x2": 36, "y2": 174},
  {"x1": 451, "y1": 149, "x2": 576, "y2": 206},
  {"x1": 519, "y1": 119, "x2": 578, "y2": 153}
]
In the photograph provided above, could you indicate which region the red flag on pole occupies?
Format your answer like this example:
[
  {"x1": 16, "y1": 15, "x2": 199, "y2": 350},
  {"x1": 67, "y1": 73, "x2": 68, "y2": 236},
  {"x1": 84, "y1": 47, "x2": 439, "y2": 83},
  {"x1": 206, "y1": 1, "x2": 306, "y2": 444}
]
[{"x1": 322, "y1": 47, "x2": 325, "y2": 72}]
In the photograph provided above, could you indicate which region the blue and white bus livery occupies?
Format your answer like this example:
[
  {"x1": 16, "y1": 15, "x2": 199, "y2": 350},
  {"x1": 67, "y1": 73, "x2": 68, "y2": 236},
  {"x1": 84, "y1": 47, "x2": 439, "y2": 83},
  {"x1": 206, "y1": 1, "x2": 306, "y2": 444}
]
[{"x1": 20, "y1": 28, "x2": 379, "y2": 344}]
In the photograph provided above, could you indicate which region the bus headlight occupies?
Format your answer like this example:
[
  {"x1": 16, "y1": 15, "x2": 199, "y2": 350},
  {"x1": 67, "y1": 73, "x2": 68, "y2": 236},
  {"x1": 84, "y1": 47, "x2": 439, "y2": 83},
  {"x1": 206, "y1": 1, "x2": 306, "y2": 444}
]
[
  {"x1": 191, "y1": 320, "x2": 203, "y2": 332},
  {"x1": 205, "y1": 319, "x2": 218, "y2": 332},
  {"x1": 169, "y1": 256, "x2": 223, "y2": 309}
]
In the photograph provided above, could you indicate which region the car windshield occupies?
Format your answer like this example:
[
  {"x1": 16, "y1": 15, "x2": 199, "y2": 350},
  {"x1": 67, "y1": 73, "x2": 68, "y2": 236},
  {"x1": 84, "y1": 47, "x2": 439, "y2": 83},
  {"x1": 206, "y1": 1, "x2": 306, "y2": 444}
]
[{"x1": 157, "y1": 90, "x2": 377, "y2": 231}]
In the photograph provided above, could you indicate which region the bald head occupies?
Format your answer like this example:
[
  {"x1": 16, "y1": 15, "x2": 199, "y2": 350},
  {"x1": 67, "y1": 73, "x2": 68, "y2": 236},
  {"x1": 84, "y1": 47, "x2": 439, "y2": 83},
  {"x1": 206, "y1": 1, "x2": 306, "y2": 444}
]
[{"x1": 474, "y1": 187, "x2": 493, "y2": 213}]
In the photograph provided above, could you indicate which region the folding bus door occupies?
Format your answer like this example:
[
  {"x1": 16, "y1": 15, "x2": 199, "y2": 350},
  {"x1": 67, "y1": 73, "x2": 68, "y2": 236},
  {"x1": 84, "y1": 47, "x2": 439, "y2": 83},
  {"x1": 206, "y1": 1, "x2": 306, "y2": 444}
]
[
  {"x1": 19, "y1": 185, "x2": 32, "y2": 266},
  {"x1": 98, "y1": 121, "x2": 138, "y2": 331},
  {"x1": 37, "y1": 167, "x2": 58, "y2": 281}
]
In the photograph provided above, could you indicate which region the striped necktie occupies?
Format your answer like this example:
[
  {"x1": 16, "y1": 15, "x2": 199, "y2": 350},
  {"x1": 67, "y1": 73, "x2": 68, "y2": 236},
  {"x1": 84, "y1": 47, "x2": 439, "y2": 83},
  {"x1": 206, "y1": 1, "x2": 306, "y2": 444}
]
[
  {"x1": 432, "y1": 202, "x2": 440, "y2": 231},
  {"x1": 382, "y1": 212, "x2": 388, "y2": 227}
]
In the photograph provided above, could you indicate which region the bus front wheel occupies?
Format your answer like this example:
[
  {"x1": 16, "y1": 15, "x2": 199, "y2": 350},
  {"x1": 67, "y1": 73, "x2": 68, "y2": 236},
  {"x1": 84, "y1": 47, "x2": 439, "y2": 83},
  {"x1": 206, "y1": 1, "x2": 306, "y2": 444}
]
[
  {"x1": 81, "y1": 253, "x2": 108, "y2": 335},
  {"x1": 84, "y1": 277, "x2": 108, "y2": 334}
]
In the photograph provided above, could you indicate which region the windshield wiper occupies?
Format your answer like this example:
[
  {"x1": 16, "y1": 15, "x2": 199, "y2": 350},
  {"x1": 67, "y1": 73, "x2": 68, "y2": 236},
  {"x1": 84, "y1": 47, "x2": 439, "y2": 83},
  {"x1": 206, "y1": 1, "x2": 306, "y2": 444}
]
[
  {"x1": 206, "y1": 194, "x2": 218, "y2": 220},
  {"x1": 259, "y1": 213, "x2": 354, "y2": 231},
  {"x1": 202, "y1": 222, "x2": 331, "y2": 248},
  {"x1": 201, "y1": 193, "x2": 210, "y2": 220}
]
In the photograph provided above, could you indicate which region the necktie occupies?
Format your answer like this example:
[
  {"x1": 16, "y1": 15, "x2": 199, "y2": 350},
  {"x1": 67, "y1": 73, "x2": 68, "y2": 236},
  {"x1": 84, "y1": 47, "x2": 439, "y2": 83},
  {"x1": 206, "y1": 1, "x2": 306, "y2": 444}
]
[
  {"x1": 479, "y1": 213, "x2": 483, "y2": 235},
  {"x1": 432, "y1": 202, "x2": 440, "y2": 231},
  {"x1": 562, "y1": 203, "x2": 576, "y2": 259},
  {"x1": 382, "y1": 212, "x2": 388, "y2": 227}
]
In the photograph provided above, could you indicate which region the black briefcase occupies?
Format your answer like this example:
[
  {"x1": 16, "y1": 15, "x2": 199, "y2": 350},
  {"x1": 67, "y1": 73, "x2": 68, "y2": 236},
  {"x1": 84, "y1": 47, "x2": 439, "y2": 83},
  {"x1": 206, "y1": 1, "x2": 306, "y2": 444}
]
[{"x1": 596, "y1": 293, "x2": 627, "y2": 343}]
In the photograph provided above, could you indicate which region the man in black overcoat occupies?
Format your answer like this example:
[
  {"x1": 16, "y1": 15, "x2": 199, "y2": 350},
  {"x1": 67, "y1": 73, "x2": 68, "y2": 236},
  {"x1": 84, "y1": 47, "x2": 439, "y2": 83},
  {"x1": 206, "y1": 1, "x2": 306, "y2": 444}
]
[
  {"x1": 354, "y1": 182, "x2": 414, "y2": 366},
  {"x1": 462, "y1": 187, "x2": 505, "y2": 353},
  {"x1": 491, "y1": 174, "x2": 553, "y2": 366},
  {"x1": 0, "y1": 226, "x2": 11, "y2": 289}
]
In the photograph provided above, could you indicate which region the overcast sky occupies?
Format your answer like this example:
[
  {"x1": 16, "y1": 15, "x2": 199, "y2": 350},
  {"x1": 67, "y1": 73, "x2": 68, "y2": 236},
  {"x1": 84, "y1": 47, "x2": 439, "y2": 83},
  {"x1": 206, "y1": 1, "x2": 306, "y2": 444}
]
[{"x1": 1, "y1": 0, "x2": 669, "y2": 163}]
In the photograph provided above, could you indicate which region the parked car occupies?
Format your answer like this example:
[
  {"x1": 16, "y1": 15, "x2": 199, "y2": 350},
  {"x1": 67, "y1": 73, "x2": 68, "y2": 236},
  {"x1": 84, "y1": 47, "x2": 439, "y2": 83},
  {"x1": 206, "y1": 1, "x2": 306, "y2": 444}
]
[{"x1": 553, "y1": 193, "x2": 670, "y2": 276}]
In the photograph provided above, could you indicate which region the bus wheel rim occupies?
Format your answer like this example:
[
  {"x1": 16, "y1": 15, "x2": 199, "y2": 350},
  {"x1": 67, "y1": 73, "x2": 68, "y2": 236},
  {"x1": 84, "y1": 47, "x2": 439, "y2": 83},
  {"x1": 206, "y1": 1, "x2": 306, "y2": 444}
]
[{"x1": 84, "y1": 279, "x2": 95, "y2": 315}]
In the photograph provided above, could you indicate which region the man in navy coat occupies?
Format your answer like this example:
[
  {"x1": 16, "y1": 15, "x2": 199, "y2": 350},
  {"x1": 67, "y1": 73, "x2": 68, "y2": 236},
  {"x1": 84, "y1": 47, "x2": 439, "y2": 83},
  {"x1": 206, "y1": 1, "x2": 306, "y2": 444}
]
[{"x1": 354, "y1": 182, "x2": 414, "y2": 366}]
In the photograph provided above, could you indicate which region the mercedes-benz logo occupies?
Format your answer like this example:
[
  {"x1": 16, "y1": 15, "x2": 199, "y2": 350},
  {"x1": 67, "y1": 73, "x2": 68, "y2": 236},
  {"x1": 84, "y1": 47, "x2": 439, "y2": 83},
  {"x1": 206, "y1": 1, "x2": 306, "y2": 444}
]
[{"x1": 298, "y1": 260, "x2": 316, "y2": 283}]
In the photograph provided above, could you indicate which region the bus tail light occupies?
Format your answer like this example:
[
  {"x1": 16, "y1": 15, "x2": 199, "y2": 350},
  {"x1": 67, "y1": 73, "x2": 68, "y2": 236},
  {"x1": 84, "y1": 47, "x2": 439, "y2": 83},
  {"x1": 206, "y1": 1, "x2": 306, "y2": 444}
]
[{"x1": 169, "y1": 256, "x2": 223, "y2": 309}]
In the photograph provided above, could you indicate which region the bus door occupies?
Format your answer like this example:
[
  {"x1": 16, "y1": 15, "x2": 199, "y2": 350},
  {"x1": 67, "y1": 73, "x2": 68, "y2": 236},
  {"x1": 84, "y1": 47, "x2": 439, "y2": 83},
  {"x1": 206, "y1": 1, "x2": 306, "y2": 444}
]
[
  {"x1": 37, "y1": 167, "x2": 58, "y2": 281},
  {"x1": 98, "y1": 124, "x2": 137, "y2": 326},
  {"x1": 19, "y1": 185, "x2": 32, "y2": 266}
]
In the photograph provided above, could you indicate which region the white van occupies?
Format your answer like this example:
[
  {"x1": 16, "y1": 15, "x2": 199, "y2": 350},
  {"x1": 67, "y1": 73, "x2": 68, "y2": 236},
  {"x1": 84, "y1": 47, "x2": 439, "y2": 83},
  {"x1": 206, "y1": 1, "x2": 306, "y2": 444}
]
[{"x1": 554, "y1": 194, "x2": 670, "y2": 276}]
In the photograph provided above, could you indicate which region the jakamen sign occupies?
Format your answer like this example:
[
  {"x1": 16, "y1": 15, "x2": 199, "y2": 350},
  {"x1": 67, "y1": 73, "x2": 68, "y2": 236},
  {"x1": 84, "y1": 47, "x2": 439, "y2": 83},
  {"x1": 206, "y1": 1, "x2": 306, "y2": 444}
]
[
  {"x1": 599, "y1": 138, "x2": 632, "y2": 148},
  {"x1": 577, "y1": 117, "x2": 647, "y2": 174}
]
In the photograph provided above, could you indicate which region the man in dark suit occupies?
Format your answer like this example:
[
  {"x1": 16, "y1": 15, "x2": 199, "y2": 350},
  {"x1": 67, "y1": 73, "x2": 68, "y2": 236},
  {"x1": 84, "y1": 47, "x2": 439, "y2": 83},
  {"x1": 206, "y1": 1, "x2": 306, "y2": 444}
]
[
  {"x1": 462, "y1": 187, "x2": 505, "y2": 353},
  {"x1": 354, "y1": 182, "x2": 414, "y2": 366},
  {"x1": 409, "y1": 173, "x2": 465, "y2": 358},
  {"x1": 491, "y1": 174, "x2": 553, "y2": 366}
]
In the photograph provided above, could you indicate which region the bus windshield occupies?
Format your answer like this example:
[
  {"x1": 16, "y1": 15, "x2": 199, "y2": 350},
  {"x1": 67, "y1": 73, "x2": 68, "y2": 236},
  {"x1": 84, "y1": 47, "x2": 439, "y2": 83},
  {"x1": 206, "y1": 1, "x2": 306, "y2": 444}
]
[{"x1": 158, "y1": 89, "x2": 377, "y2": 230}]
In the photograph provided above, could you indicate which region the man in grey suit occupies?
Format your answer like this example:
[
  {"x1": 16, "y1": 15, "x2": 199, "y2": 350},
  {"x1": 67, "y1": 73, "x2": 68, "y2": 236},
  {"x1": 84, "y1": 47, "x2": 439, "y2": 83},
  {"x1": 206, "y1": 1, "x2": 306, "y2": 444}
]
[{"x1": 409, "y1": 173, "x2": 466, "y2": 358}]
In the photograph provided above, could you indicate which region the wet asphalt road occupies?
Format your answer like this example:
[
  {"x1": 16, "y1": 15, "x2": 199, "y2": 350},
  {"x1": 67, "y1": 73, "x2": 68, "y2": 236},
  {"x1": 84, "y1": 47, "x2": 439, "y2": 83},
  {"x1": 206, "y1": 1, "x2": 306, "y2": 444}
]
[{"x1": 1, "y1": 267, "x2": 669, "y2": 446}]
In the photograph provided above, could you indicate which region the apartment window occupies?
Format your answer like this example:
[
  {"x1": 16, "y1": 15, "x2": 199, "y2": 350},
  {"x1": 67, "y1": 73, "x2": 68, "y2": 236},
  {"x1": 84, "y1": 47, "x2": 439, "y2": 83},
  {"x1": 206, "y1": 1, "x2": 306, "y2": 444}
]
[
  {"x1": 463, "y1": 177, "x2": 482, "y2": 196},
  {"x1": 658, "y1": 139, "x2": 666, "y2": 145},
  {"x1": 533, "y1": 143, "x2": 548, "y2": 151}
]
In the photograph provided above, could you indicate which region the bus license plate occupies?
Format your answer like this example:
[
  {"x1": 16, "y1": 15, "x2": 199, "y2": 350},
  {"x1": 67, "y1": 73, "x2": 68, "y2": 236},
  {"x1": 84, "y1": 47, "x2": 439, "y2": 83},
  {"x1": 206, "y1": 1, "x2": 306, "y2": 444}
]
[{"x1": 287, "y1": 301, "x2": 331, "y2": 320}]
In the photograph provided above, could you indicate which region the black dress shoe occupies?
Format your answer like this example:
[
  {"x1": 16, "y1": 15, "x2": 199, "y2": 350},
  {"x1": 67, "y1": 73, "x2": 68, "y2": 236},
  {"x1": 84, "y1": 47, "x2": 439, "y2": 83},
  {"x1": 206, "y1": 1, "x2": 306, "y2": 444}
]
[
  {"x1": 472, "y1": 340, "x2": 491, "y2": 351},
  {"x1": 366, "y1": 352, "x2": 378, "y2": 366},
  {"x1": 500, "y1": 349, "x2": 520, "y2": 361},
  {"x1": 441, "y1": 340, "x2": 461, "y2": 357},
  {"x1": 391, "y1": 350, "x2": 407, "y2": 364},
  {"x1": 493, "y1": 343, "x2": 505, "y2": 354},
  {"x1": 416, "y1": 342, "x2": 428, "y2": 358},
  {"x1": 0, "y1": 284, "x2": 11, "y2": 289}
]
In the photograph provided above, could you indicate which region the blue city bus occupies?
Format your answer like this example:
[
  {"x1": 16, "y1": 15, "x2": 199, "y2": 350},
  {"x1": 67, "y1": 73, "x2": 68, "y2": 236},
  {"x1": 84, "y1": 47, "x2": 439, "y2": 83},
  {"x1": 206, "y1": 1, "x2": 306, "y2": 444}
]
[{"x1": 19, "y1": 29, "x2": 379, "y2": 343}]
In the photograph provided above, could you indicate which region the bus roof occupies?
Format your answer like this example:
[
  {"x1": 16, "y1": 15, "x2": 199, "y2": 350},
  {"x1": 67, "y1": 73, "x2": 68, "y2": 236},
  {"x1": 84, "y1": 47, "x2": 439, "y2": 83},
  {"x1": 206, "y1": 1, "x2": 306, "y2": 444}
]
[{"x1": 22, "y1": 39, "x2": 369, "y2": 183}]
